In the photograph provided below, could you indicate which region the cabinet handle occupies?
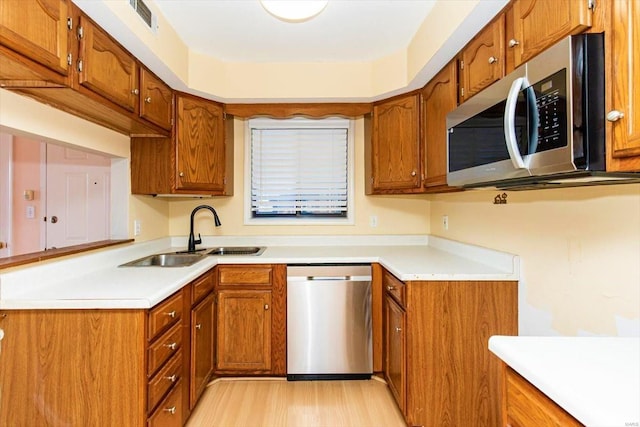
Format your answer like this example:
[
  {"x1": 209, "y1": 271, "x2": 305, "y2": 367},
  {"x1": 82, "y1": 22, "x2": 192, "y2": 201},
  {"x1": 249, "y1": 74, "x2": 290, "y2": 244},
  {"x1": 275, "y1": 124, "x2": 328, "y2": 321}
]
[
  {"x1": 488, "y1": 56, "x2": 498, "y2": 64},
  {"x1": 164, "y1": 342, "x2": 177, "y2": 350},
  {"x1": 386, "y1": 285, "x2": 396, "y2": 291},
  {"x1": 164, "y1": 374, "x2": 177, "y2": 383},
  {"x1": 395, "y1": 327, "x2": 402, "y2": 333},
  {"x1": 145, "y1": 96, "x2": 152, "y2": 104},
  {"x1": 179, "y1": 172, "x2": 184, "y2": 177},
  {"x1": 164, "y1": 310, "x2": 176, "y2": 318},
  {"x1": 195, "y1": 323, "x2": 202, "y2": 330},
  {"x1": 163, "y1": 406, "x2": 176, "y2": 415},
  {"x1": 264, "y1": 304, "x2": 269, "y2": 310},
  {"x1": 508, "y1": 39, "x2": 520, "y2": 48},
  {"x1": 411, "y1": 170, "x2": 417, "y2": 177},
  {"x1": 131, "y1": 88, "x2": 139, "y2": 95},
  {"x1": 606, "y1": 110, "x2": 625, "y2": 122}
]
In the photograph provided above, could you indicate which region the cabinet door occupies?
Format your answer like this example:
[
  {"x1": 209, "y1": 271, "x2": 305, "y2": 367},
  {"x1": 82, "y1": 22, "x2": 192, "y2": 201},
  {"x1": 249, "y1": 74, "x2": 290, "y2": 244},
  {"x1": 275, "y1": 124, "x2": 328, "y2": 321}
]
[
  {"x1": 216, "y1": 290, "x2": 271, "y2": 372},
  {"x1": 190, "y1": 293, "x2": 215, "y2": 409},
  {"x1": 510, "y1": 0, "x2": 592, "y2": 67},
  {"x1": 141, "y1": 67, "x2": 173, "y2": 130},
  {"x1": 175, "y1": 94, "x2": 226, "y2": 192},
  {"x1": 422, "y1": 61, "x2": 458, "y2": 189},
  {"x1": 371, "y1": 94, "x2": 421, "y2": 192},
  {"x1": 608, "y1": 0, "x2": 640, "y2": 170},
  {"x1": 460, "y1": 14, "x2": 504, "y2": 102},
  {"x1": 0, "y1": 0, "x2": 70, "y2": 75},
  {"x1": 78, "y1": 16, "x2": 138, "y2": 112},
  {"x1": 384, "y1": 295, "x2": 406, "y2": 414}
]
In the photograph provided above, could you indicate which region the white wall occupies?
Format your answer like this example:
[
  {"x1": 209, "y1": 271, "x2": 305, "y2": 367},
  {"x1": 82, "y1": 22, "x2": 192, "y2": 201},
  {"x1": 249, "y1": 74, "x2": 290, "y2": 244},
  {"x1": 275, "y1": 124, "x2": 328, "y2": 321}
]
[{"x1": 429, "y1": 185, "x2": 640, "y2": 337}]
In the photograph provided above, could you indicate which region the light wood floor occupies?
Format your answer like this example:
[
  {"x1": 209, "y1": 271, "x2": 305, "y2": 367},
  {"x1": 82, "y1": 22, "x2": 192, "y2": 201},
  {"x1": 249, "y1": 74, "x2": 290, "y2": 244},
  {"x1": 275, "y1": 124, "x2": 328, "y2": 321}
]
[{"x1": 186, "y1": 377, "x2": 406, "y2": 427}]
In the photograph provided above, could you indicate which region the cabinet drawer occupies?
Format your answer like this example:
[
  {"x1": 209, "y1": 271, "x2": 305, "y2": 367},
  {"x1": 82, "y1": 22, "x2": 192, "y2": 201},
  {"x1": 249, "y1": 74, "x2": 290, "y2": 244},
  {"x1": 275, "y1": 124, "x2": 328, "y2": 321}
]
[
  {"x1": 148, "y1": 291, "x2": 183, "y2": 341},
  {"x1": 192, "y1": 272, "x2": 215, "y2": 304},
  {"x1": 148, "y1": 322, "x2": 183, "y2": 377},
  {"x1": 148, "y1": 378, "x2": 184, "y2": 427},
  {"x1": 383, "y1": 270, "x2": 406, "y2": 308},
  {"x1": 148, "y1": 350, "x2": 182, "y2": 413},
  {"x1": 218, "y1": 265, "x2": 272, "y2": 286},
  {"x1": 506, "y1": 367, "x2": 582, "y2": 427}
]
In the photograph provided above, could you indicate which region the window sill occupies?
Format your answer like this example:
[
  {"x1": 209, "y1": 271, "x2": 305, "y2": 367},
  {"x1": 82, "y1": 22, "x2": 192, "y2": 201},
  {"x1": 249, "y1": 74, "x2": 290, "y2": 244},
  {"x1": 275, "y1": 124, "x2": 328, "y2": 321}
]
[{"x1": 0, "y1": 239, "x2": 134, "y2": 270}]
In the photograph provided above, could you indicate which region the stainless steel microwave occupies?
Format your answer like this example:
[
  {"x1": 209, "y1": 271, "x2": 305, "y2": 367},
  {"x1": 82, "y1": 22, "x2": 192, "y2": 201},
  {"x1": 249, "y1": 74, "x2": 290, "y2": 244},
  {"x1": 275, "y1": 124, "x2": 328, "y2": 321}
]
[{"x1": 446, "y1": 33, "x2": 638, "y2": 189}]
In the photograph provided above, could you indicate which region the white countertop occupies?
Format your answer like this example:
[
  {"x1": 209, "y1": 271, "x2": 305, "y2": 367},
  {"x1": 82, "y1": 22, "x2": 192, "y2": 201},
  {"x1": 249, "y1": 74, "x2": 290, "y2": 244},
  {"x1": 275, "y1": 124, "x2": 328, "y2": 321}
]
[
  {"x1": 0, "y1": 235, "x2": 519, "y2": 309},
  {"x1": 489, "y1": 336, "x2": 640, "y2": 427}
]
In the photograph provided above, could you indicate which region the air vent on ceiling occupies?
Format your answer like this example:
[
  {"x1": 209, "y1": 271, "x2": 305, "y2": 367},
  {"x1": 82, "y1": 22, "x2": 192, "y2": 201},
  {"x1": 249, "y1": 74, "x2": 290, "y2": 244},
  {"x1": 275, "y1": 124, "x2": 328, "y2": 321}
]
[{"x1": 129, "y1": 0, "x2": 154, "y2": 29}]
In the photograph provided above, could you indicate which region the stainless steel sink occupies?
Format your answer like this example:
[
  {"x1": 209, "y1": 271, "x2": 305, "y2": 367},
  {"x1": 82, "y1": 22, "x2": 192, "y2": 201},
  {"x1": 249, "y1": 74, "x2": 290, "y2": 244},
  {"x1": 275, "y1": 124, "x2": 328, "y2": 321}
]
[
  {"x1": 119, "y1": 253, "x2": 205, "y2": 267},
  {"x1": 206, "y1": 246, "x2": 265, "y2": 256}
]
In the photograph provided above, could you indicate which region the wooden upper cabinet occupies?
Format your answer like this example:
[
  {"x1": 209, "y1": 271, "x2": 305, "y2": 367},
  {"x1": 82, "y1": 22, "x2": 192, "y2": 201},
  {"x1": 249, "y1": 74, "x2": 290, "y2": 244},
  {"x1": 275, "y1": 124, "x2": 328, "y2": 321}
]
[
  {"x1": 422, "y1": 61, "x2": 458, "y2": 190},
  {"x1": 608, "y1": 0, "x2": 640, "y2": 171},
  {"x1": 509, "y1": 0, "x2": 592, "y2": 68},
  {"x1": 78, "y1": 16, "x2": 138, "y2": 112},
  {"x1": 140, "y1": 67, "x2": 173, "y2": 130},
  {"x1": 0, "y1": 0, "x2": 70, "y2": 76},
  {"x1": 460, "y1": 14, "x2": 505, "y2": 102},
  {"x1": 175, "y1": 94, "x2": 227, "y2": 192},
  {"x1": 370, "y1": 93, "x2": 421, "y2": 193}
]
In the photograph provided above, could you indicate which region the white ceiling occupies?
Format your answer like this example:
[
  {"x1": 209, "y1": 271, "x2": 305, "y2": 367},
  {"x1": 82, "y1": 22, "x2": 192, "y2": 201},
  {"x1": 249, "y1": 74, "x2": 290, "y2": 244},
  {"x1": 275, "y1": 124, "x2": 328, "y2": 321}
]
[{"x1": 152, "y1": 0, "x2": 436, "y2": 63}]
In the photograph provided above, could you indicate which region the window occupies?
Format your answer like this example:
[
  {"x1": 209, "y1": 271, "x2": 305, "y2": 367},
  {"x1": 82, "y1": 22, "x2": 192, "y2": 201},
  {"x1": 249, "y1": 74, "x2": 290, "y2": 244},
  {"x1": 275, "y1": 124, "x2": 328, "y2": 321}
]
[{"x1": 245, "y1": 117, "x2": 354, "y2": 224}]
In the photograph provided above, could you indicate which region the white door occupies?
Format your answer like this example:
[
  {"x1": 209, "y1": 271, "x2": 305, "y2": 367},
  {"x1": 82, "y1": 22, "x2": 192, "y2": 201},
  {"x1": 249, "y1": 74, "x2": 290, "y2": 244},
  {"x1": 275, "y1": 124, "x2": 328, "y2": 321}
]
[
  {"x1": 45, "y1": 144, "x2": 111, "y2": 250},
  {"x1": 0, "y1": 133, "x2": 13, "y2": 257}
]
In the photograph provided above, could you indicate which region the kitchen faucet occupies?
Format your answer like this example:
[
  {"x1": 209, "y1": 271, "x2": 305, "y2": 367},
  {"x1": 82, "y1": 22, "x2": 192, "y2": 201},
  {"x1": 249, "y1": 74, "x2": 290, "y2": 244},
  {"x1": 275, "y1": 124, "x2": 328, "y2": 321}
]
[{"x1": 188, "y1": 205, "x2": 221, "y2": 252}]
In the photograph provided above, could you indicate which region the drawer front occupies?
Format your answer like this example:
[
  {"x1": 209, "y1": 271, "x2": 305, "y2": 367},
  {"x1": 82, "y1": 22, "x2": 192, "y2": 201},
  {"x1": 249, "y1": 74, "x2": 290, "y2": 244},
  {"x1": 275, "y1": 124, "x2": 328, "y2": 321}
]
[
  {"x1": 148, "y1": 291, "x2": 183, "y2": 341},
  {"x1": 383, "y1": 270, "x2": 406, "y2": 308},
  {"x1": 148, "y1": 350, "x2": 182, "y2": 413},
  {"x1": 506, "y1": 368, "x2": 582, "y2": 427},
  {"x1": 148, "y1": 322, "x2": 183, "y2": 377},
  {"x1": 218, "y1": 265, "x2": 272, "y2": 286},
  {"x1": 192, "y1": 272, "x2": 215, "y2": 305},
  {"x1": 148, "y1": 378, "x2": 184, "y2": 427}
]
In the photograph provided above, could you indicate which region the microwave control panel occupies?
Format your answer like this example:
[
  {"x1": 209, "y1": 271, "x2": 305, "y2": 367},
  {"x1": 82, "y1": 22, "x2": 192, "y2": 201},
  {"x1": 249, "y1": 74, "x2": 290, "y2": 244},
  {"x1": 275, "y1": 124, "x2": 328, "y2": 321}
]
[{"x1": 533, "y1": 69, "x2": 567, "y2": 153}]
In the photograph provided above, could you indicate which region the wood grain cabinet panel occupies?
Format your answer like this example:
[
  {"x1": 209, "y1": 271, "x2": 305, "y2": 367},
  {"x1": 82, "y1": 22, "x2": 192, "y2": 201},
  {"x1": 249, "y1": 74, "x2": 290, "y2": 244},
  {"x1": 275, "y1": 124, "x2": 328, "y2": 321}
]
[
  {"x1": 505, "y1": 367, "x2": 582, "y2": 427},
  {"x1": 0, "y1": 0, "x2": 71, "y2": 76},
  {"x1": 381, "y1": 268, "x2": 518, "y2": 427},
  {"x1": 176, "y1": 94, "x2": 227, "y2": 192},
  {"x1": 140, "y1": 67, "x2": 173, "y2": 130},
  {"x1": 608, "y1": 0, "x2": 640, "y2": 170},
  {"x1": 384, "y1": 295, "x2": 406, "y2": 414},
  {"x1": 148, "y1": 291, "x2": 184, "y2": 341},
  {"x1": 148, "y1": 350, "x2": 183, "y2": 413},
  {"x1": 216, "y1": 289, "x2": 272, "y2": 372},
  {"x1": 77, "y1": 16, "x2": 138, "y2": 112},
  {"x1": 459, "y1": 14, "x2": 505, "y2": 102},
  {"x1": 148, "y1": 379, "x2": 185, "y2": 427},
  {"x1": 190, "y1": 293, "x2": 215, "y2": 409},
  {"x1": 369, "y1": 93, "x2": 422, "y2": 193},
  {"x1": 421, "y1": 60, "x2": 459, "y2": 190},
  {"x1": 510, "y1": 0, "x2": 592, "y2": 67},
  {"x1": 148, "y1": 321, "x2": 183, "y2": 377}
]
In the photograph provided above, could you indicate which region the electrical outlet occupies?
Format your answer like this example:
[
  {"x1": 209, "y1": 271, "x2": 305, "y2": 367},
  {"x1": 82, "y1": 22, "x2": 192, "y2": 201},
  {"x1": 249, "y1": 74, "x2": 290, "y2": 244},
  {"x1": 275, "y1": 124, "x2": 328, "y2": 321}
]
[
  {"x1": 442, "y1": 215, "x2": 449, "y2": 231},
  {"x1": 369, "y1": 215, "x2": 378, "y2": 228},
  {"x1": 26, "y1": 205, "x2": 35, "y2": 219},
  {"x1": 134, "y1": 220, "x2": 141, "y2": 236}
]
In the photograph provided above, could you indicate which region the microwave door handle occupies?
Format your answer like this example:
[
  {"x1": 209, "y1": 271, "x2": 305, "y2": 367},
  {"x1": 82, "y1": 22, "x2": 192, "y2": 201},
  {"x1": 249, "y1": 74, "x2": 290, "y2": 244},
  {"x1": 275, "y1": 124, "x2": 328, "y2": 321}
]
[{"x1": 504, "y1": 77, "x2": 528, "y2": 169}]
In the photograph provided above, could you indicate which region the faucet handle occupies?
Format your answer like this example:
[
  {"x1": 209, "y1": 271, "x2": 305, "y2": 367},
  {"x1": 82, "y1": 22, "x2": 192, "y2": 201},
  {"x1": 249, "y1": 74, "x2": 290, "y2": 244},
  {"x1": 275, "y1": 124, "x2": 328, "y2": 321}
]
[{"x1": 195, "y1": 233, "x2": 202, "y2": 245}]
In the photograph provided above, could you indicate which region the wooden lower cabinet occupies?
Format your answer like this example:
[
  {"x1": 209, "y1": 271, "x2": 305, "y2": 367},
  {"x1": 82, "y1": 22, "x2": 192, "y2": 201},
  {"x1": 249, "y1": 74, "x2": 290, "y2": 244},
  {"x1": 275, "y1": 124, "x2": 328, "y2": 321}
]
[
  {"x1": 214, "y1": 264, "x2": 286, "y2": 376},
  {"x1": 190, "y1": 293, "x2": 215, "y2": 409},
  {"x1": 504, "y1": 366, "x2": 582, "y2": 427},
  {"x1": 382, "y1": 268, "x2": 518, "y2": 427},
  {"x1": 384, "y1": 294, "x2": 406, "y2": 414}
]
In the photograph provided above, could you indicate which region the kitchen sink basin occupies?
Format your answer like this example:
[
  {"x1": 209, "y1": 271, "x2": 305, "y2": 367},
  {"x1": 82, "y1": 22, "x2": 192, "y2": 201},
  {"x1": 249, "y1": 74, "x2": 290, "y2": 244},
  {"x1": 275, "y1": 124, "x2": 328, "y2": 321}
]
[
  {"x1": 119, "y1": 253, "x2": 205, "y2": 267},
  {"x1": 206, "y1": 246, "x2": 265, "y2": 256}
]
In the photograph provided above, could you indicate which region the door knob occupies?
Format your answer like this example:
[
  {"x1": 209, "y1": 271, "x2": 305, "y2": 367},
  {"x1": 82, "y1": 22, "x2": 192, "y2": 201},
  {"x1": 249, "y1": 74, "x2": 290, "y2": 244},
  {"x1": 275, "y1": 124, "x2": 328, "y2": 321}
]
[
  {"x1": 50, "y1": 216, "x2": 58, "y2": 224},
  {"x1": 488, "y1": 56, "x2": 498, "y2": 64},
  {"x1": 508, "y1": 39, "x2": 520, "y2": 48},
  {"x1": 606, "y1": 110, "x2": 624, "y2": 122}
]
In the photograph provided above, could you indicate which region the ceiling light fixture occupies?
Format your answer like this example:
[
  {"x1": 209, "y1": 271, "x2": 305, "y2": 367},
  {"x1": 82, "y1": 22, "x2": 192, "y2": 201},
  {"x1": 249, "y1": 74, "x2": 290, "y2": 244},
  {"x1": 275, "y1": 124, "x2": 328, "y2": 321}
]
[{"x1": 260, "y1": 0, "x2": 329, "y2": 23}]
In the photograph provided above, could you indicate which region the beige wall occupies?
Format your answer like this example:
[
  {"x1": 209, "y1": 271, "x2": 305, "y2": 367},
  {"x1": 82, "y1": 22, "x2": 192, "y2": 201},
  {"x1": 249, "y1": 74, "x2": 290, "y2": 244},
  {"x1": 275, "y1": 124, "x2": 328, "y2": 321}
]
[
  {"x1": 11, "y1": 137, "x2": 42, "y2": 255},
  {"x1": 429, "y1": 185, "x2": 640, "y2": 337},
  {"x1": 168, "y1": 117, "x2": 430, "y2": 236}
]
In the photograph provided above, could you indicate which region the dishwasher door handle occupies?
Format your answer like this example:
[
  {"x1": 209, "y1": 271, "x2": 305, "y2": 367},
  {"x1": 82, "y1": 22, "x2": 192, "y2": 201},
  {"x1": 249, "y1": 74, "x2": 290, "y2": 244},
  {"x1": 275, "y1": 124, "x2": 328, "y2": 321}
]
[{"x1": 303, "y1": 275, "x2": 372, "y2": 281}]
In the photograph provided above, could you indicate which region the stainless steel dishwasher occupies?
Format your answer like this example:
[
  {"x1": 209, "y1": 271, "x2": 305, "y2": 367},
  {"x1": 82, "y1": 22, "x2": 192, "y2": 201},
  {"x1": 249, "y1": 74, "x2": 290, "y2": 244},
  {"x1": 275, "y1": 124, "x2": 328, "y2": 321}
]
[{"x1": 287, "y1": 264, "x2": 372, "y2": 381}]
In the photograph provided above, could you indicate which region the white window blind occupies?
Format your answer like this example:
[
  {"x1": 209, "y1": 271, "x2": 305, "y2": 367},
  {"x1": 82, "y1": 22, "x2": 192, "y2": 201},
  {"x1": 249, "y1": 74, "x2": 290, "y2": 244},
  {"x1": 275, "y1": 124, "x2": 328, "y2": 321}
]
[{"x1": 250, "y1": 119, "x2": 349, "y2": 217}]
